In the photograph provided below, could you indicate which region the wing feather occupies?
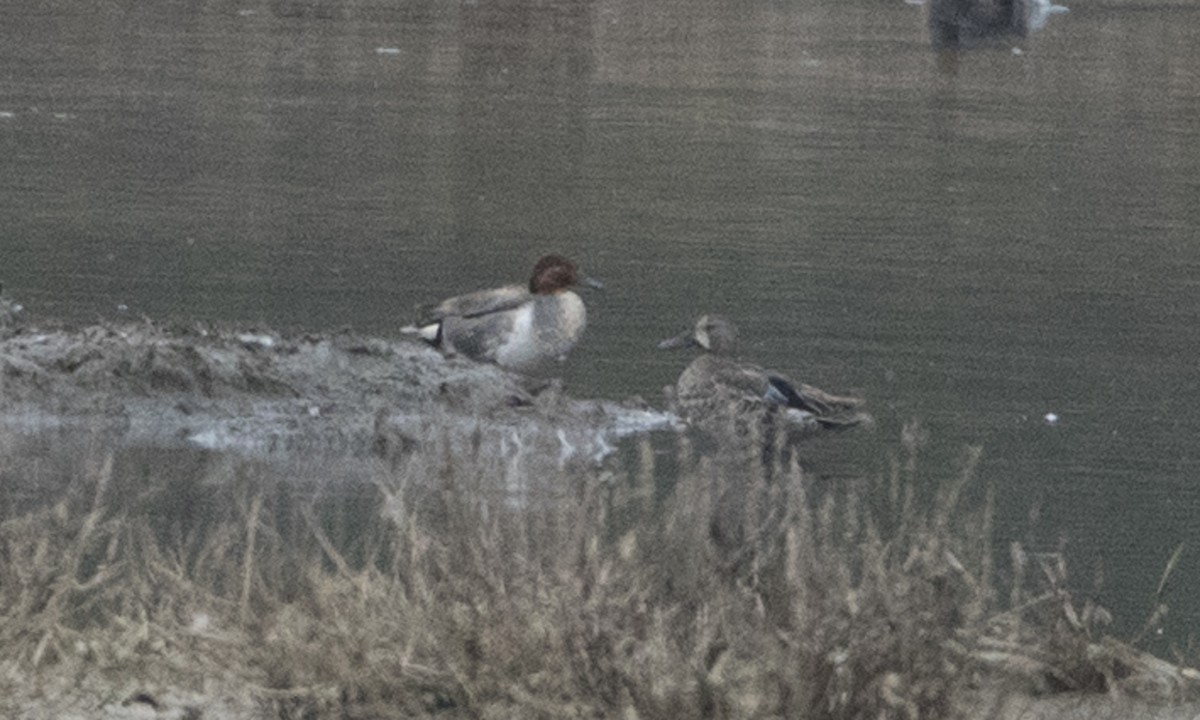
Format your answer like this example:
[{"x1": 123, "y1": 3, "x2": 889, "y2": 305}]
[{"x1": 415, "y1": 284, "x2": 530, "y2": 325}]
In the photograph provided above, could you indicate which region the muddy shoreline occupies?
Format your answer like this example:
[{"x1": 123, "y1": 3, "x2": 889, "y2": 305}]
[{"x1": 0, "y1": 306, "x2": 679, "y2": 467}]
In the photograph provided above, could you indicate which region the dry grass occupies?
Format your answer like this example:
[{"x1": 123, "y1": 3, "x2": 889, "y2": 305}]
[{"x1": 1, "y1": 421, "x2": 1197, "y2": 719}]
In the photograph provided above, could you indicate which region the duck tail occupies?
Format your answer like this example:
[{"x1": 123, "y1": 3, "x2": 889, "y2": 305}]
[
  {"x1": 400, "y1": 321, "x2": 442, "y2": 346},
  {"x1": 798, "y1": 383, "x2": 866, "y2": 411},
  {"x1": 814, "y1": 410, "x2": 874, "y2": 431}
]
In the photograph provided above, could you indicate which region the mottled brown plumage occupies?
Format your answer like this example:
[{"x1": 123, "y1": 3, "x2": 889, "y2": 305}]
[{"x1": 658, "y1": 315, "x2": 869, "y2": 440}]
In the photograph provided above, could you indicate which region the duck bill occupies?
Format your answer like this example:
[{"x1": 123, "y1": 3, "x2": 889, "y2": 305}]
[
  {"x1": 656, "y1": 331, "x2": 697, "y2": 350},
  {"x1": 579, "y1": 275, "x2": 605, "y2": 291}
]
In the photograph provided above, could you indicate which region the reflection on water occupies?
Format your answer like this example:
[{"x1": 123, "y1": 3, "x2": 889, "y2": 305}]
[
  {"x1": 3, "y1": 0, "x2": 1200, "y2": 646},
  {"x1": 928, "y1": 0, "x2": 1069, "y2": 52},
  {"x1": 928, "y1": 0, "x2": 1071, "y2": 73},
  {"x1": 929, "y1": 0, "x2": 1030, "y2": 51}
]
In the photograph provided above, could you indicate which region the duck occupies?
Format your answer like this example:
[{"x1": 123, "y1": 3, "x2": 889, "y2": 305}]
[
  {"x1": 403, "y1": 254, "x2": 603, "y2": 374},
  {"x1": 927, "y1": 0, "x2": 1067, "y2": 51},
  {"x1": 657, "y1": 314, "x2": 869, "y2": 441}
]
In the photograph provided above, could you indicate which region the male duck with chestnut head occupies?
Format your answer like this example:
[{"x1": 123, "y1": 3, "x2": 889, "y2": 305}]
[{"x1": 405, "y1": 254, "x2": 603, "y2": 374}]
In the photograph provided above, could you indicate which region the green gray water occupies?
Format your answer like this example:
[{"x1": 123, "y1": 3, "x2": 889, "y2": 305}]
[{"x1": 3, "y1": 0, "x2": 1200, "y2": 647}]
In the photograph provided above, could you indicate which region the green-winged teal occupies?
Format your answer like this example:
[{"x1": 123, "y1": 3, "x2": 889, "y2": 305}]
[
  {"x1": 658, "y1": 314, "x2": 869, "y2": 440},
  {"x1": 404, "y1": 254, "x2": 602, "y2": 373}
]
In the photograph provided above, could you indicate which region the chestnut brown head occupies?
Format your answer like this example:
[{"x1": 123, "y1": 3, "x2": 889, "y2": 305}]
[{"x1": 529, "y1": 255, "x2": 603, "y2": 294}]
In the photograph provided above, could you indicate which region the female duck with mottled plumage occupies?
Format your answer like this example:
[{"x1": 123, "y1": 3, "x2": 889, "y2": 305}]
[
  {"x1": 403, "y1": 254, "x2": 603, "y2": 374},
  {"x1": 657, "y1": 314, "x2": 870, "y2": 441}
]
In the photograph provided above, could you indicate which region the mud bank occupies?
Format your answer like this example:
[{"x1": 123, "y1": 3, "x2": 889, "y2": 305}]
[{"x1": 0, "y1": 312, "x2": 679, "y2": 466}]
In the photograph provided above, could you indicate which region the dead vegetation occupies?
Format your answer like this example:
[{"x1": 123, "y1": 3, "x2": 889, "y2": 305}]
[{"x1": 1, "y1": 422, "x2": 1198, "y2": 719}]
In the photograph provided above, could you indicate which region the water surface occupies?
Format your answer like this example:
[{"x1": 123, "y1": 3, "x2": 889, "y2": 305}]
[{"x1": 3, "y1": 0, "x2": 1200, "y2": 647}]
